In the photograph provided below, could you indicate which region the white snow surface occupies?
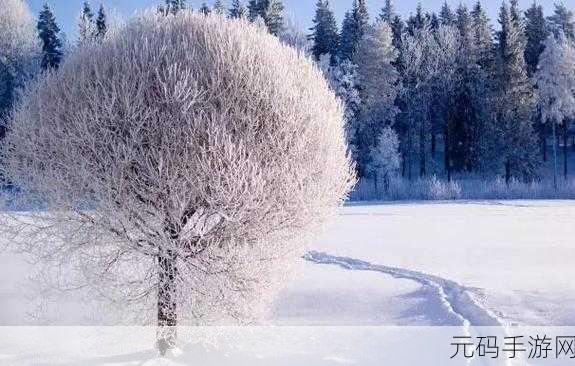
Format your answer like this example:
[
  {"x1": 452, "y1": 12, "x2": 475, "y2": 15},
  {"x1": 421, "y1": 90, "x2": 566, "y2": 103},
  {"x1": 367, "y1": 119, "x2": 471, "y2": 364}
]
[{"x1": 1, "y1": 200, "x2": 574, "y2": 365}]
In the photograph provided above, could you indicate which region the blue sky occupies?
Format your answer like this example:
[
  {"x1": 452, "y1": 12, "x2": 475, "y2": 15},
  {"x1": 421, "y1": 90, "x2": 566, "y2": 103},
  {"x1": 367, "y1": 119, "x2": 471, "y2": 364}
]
[{"x1": 27, "y1": 0, "x2": 575, "y2": 40}]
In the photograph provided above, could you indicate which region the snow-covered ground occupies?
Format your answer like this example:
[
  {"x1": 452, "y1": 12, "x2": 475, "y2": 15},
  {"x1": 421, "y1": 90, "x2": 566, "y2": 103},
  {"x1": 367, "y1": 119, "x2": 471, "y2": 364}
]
[{"x1": 1, "y1": 200, "x2": 574, "y2": 365}]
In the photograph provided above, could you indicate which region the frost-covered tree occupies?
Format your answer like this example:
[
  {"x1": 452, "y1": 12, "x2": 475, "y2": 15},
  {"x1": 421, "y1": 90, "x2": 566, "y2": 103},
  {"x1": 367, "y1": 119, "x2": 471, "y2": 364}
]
[
  {"x1": 229, "y1": 0, "x2": 247, "y2": 19},
  {"x1": 261, "y1": 0, "x2": 284, "y2": 36},
  {"x1": 400, "y1": 25, "x2": 457, "y2": 178},
  {"x1": 159, "y1": 0, "x2": 187, "y2": 16},
  {"x1": 95, "y1": 4, "x2": 107, "y2": 39},
  {"x1": 471, "y1": 0, "x2": 493, "y2": 71},
  {"x1": 200, "y1": 2, "x2": 211, "y2": 15},
  {"x1": 0, "y1": 13, "x2": 354, "y2": 354},
  {"x1": 524, "y1": 2, "x2": 549, "y2": 161},
  {"x1": 379, "y1": 0, "x2": 394, "y2": 24},
  {"x1": 280, "y1": 16, "x2": 311, "y2": 53},
  {"x1": 245, "y1": 0, "x2": 283, "y2": 36},
  {"x1": 439, "y1": 1, "x2": 455, "y2": 26},
  {"x1": 37, "y1": 2, "x2": 63, "y2": 70},
  {"x1": 0, "y1": 0, "x2": 39, "y2": 126},
  {"x1": 354, "y1": 21, "x2": 400, "y2": 175},
  {"x1": 319, "y1": 55, "x2": 361, "y2": 151},
  {"x1": 309, "y1": 0, "x2": 339, "y2": 62},
  {"x1": 548, "y1": 2, "x2": 575, "y2": 40},
  {"x1": 339, "y1": 0, "x2": 369, "y2": 61},
  {"x1": 368, "y1": 126, "x2": 401, "y2": 192},
  {"x1": 525, "y1": 1, "x2": 548, "y2": 77},
  {"x1": 536, "y1": 34, "x2": 575, "y2": 185},
  {"x1": 77, "y1": 1, "x2": 96, "y2": 44},
  {"x1": 213, "y1": 0, "x2": 226, "y2": 15},
  {"x1": 493, "y1": 2, "x2": 539, "y2": 182}
]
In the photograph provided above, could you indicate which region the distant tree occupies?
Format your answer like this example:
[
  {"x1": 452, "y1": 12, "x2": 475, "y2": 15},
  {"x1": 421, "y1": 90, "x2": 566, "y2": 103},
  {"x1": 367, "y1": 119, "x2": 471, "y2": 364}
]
[
  {"x1": 262, "y1": 0, "x2": 284, "y2": 36},
  {"x1": 229, "y1": 0, "x2": 247, "y2": 19},
  {"x1": 339, "y1": 0, "x2": 369, "y2": 61},
  {"x1": 471, "y1": 0, "x2": 493, "y2": 71},
  {"x1": 439, "y1": 1, "x2": 455, "y2": 26},
  {"x1": 493, "y1": 2, "x2": 539, "y2": 183},
  {"x1": 0, "y1": 0, "x2": 40, "y2": 136},
  {"x1": 525, "y1": 2, "x2": 548, "y2": 76},
  {"x1": 354, "y1": 21, "x2": 400, "y2": 175},
  {"x1": 37, "y1": 2, "x2": 63, "y2": 70},
  {"x1": 407, "y1": 4, "x2": 427, "y2": 34},
  {"x1": 536, "y1": 34, "x2": 575, "y2": 186},
  {"x1": 368, "y1": 126, "x2": 401, "y2": 193},
  {"x1": 548, "y1": 2, "x2": 575, "y2": 40},
  {"x1": 159, "y1": 0, "x2": 187, "y2": 15},
  {"x1": 309, "y1": 0, "x2": 339, "y2": 62},
  {"x1": 95, "y1": 4, "x2": 107, "y2": 39},
  {"x1": 319, "y1": 55, "x2": 361, "y2": 151},
  {"x1": 200, "y1": 2, "x2": 211, "y2": 15},
  {"x1": 247, "y1": 0, "x2": 260, "y2": 21},
  {"x1": 77, "y1": 1, "x2": 95, "y2": 44},
  {"x1": 379, "y1": 0, "x2": 394, "y2": 24},
  {"x1": 213, "y1": 0, "x2": 226, "y2": 15}
]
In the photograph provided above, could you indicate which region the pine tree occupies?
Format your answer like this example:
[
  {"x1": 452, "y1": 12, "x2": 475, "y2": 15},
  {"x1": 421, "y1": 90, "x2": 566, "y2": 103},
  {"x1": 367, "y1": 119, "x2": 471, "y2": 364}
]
[
  {"x1": 439, "y1": 1, "x2": 455, "y2": 26},
  {"x1": 213, "y1": 0, "x2": 226, "y2": 15},
  {"x1": 159, "y1": 0, "x2": 186, "y2": 15},
  {"x1": 471, "y1": 1, "x2": 493, "y2": 71},
  {"x1": 262, "y1": 0, "x2": 284, "y2": 36},
  {"x1": 524, "y1": 2, "x2": 549, "y2": 162},
  {"x1": 95, "y1": 4, "x2": 107, "y2": 39},
  {"x1": 524, "y1": 2, "x2": 547, "y2": 76},
  {"x1": 536, "y1": 34, "x2": 575, "y2": 186},
  {"x1": 355, "y1": 22, "x2": 400, "y2": 176},
  {"x1": 380, "y1": 0, "x2": 394, "y2": 24},
  {"x1": 247, "y1": 0, "x2": 260, "y2": 21},
  {"x1": 309, "y1": 0, "x2": 339, "y2": 62},
  {"x1": 494, "y1": 2, "x2": 539, "y2": 183},
  {"x1": 548, "y1": 2, "x2": 574, "y2": 40},
  {"x1": 78, "y1": 1, "x2": 95, "y2": 44},
  {"x1": 229, "y1": 0, "x2": 247, "y2": 18},
  {"x1": 407, "y1": 4, "x2": 427, "y2": 34},
  {"x1": 200, "y1": 3, "x2": 211, "y2": 15},
  {"x1": 37, "y1": 3, "x2": 63, "y2": 70},
  {"x1": 339, "y1": 0, "x2": 369, "y2": 61}
]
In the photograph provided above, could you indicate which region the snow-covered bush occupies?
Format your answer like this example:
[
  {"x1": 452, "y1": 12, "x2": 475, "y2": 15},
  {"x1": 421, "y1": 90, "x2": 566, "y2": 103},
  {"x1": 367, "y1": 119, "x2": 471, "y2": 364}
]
[
  {"x1": 367, "y1": 126, "x2": 401, "y2": 192},
  {"x1": 0, "y1": 0, "x2": 40, "y2": 120},
  {"x1": 0, "y1": 12, "x2": 354, "y2": 352}
]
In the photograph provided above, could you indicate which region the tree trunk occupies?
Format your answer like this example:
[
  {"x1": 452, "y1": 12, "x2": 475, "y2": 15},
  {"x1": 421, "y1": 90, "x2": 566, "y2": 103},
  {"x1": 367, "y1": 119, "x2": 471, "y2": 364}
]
[
  {"x1": 552, "y1": 121, "x2": 558, "y2": 190},
  {"x1": 505, "y1": 160, "x2": 511, "y2": 186},
  {"x1": 419, "y1": 125, "x2": 426, "y2": 177},
  {"x1": 563, "y1": 123, "x2": 568, "y2": 180},
  {"x1": 157, "y1": 248, "x2": 178, "y2": 356}
]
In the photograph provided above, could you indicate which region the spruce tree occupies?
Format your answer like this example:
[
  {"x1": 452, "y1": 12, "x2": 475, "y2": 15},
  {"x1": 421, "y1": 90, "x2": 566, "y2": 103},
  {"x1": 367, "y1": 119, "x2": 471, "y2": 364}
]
[
  {"x1": 78, "y1": 1, "x2": 95, "y2": 44},
  {"x1": 548, "y1": 2, "x2": 574, "y2": 40},
  {"x1": 159, "y1": 0, "x2": 186, "y2": 15},
  {"x1": 379, "y1": 0, "x2": 394, "y2": 24},
  {"x1": 525, "y1": 2, "x2": 549, "y2": 161},
  {"x1": 407, "y1": 4, "x2": 427, "y2": 34},
  {"x1": 95, "y1": 4, "x2": 107, "y2": 39},
  {"x1": 37, "y1": 3, "x2": 63, "y2": 70},
  {"x1": 200, "y1": 3, "x2": 211, "y2": 15},
  {"x1": 229, "y1": 0, "x2": 247, "y2": 18},
  {"x1": 262, "y1": 0, "x2": 284, "y2": 36},
  {"x1": 339, "y1": 0, "x2": 369, "y2": 61},
  {"x1": 310, "y1": 0, "x2": 339, "y2": 62},
  {"x1": 248, "y1": 0, "x2": 260, "y2": 21},
  {"x1": 439, "y1": 1, "x2": 455, "y2": 26},
  {"x1": 471, "y1": 1, "x2": 493, "y2": 70},
  {"x1": 494, "y1": 2, "x2": 539, "y2": 182},
  {"x1": 213, "y1": 0, "x2": 226, "y2": 15}
]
